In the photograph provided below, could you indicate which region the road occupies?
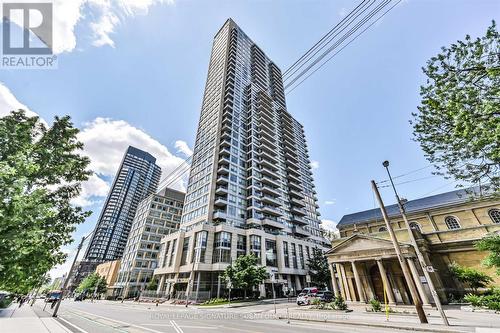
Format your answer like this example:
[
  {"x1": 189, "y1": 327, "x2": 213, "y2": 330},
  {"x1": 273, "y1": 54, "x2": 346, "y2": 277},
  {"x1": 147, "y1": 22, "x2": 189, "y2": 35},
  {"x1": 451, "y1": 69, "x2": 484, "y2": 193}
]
[{"x1": 33, "y1": 300, "x2": 416, "y2": 333}]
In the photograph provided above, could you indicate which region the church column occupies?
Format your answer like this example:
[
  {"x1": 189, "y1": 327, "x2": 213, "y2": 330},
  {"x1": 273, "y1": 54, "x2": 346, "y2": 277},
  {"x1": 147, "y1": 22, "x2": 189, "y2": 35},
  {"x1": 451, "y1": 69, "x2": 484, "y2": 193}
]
[
  {"x1": 407, "y1": 258, "x2": 430, "y2": 306},
  {"x1": 329, "y1": 263, "x2": 340, "y2": 297},
  {"x1": 376, "y1": 259, "x2": 396, "y2": 305},
  {"x1": 336, "y1": 264, "x2": 347, "y2": 300},
  {"x1": 351, "y1": 261, "x2": 366, "y2": 302},
  {"x1": 340, "y1": 264, "x2": 352, "y2": 301}
]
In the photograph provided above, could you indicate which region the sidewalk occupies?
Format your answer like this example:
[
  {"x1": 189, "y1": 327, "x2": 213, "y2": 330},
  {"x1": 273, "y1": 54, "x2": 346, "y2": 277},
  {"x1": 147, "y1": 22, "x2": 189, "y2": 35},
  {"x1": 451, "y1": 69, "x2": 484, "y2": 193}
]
[
  {"x1": 278, "y1": 304, "x2": 500, "y2": 333},
  {"x1": 0, "y1": 302, "x2": 71, "y2": 333}
]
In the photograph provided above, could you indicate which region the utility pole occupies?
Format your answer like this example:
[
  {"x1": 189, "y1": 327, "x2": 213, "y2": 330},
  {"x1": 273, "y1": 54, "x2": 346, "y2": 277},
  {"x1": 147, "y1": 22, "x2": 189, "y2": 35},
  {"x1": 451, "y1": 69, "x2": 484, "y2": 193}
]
[
  {"x1": 383, "y1": 161, "x2": 449, "y2": 326},
  {"x1": 52, "y1": 234, "x2": 89, "y2": 317},
  {"x1": 371, "y1": 180, "x2": 428, "y2": 324}
]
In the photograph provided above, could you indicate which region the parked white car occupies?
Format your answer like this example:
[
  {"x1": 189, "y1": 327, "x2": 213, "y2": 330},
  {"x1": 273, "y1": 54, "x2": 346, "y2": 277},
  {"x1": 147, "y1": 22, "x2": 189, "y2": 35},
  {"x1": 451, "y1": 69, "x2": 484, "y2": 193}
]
[{"x1": 296, "y1": 287, "x2": 318, "y2": 305}]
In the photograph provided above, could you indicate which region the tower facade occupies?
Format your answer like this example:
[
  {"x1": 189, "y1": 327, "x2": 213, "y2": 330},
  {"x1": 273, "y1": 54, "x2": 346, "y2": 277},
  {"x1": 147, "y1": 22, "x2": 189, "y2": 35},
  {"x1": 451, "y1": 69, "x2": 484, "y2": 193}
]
[
  {"x1": 85, "y1": 146, "x2": 161, "y2": 263},
  {"x1": 114, "y1": 188, "x2": 185, "y2": 298},
  {"x1": 154, "y1": 19, "x2": 328, "y2": 300}
]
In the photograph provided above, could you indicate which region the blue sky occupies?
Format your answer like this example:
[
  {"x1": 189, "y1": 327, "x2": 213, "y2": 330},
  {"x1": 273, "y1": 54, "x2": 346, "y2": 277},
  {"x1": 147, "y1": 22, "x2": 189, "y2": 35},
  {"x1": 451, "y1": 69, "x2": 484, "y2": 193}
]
[{"x1": 0, "y1": 0, "x2": 498, "y2": 277}]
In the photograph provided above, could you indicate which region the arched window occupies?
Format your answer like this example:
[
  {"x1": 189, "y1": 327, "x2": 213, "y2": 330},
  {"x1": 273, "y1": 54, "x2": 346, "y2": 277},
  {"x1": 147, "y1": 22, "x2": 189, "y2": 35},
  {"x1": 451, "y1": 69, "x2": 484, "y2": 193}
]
[
  {"x1": 378, "y1": 226, "x2": 387, "y2": 232},
  {"x1": 488, "y1": 209, "x2": 500, "y2": 224},
  {"x1": 445, "y1": 216, "x2": 461, "y2": 230},
  {"x1": 409, "y1": 222, "x2": 422, "y2": 233}
]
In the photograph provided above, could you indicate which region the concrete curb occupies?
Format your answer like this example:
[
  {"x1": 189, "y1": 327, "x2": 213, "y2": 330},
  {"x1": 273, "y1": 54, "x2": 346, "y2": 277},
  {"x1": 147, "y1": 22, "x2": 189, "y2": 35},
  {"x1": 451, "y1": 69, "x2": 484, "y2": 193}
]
[{"x1": 277, "y1": 316, "x2": 471, "y2": 333}]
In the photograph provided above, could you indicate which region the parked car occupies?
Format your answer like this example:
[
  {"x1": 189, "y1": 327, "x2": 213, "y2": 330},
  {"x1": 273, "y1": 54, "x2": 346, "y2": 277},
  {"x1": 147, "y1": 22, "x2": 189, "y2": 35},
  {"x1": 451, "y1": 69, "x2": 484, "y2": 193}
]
[
  {"x1": 316, "y1": 291, "x2": 333, "y2": 302},
  {"x1": 296, "y1": 287, "x2": 318, "y2": 305}
]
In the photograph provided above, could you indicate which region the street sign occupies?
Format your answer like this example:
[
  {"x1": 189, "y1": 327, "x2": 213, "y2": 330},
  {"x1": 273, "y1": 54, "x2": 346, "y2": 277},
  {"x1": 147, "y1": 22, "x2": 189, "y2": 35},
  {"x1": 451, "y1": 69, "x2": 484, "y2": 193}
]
[{"x1": 305, "y1": 274, "x2": 311, "y2": 283}]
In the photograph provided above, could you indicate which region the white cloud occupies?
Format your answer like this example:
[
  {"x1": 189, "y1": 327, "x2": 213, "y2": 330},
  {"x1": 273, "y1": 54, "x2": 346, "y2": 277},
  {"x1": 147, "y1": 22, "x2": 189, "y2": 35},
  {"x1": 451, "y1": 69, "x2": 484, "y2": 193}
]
[
  {"x1": 175, "y1": 140, "x2": 193, "y2": 157},
  {"x1": 311, "y1": 160, "x2": 320, "y2": 170},
  {"x1": 1, "y1": 0, "x2": 175, "y2": 54},
  {"x1": 320, "y1": 219, "x2": 338, "y2": 232},
  {"x1": 338, "y1": 7, "x2": 348, "y2": 17},
  {"x1": 324, "y1": 199, "x2": 336, "y2": 205},
  {"x1": 1, "y1": 82, "x2": 190, "y2": 204},
  {"x1": 71, "y1": 173, "x2": 110, "y2": 207},
  {"x1": 0, "y1": 82, "x2": 39, "y2": 118},
  {"x1": 78, "y1": 117, "x2": 189, "y2": 192}
]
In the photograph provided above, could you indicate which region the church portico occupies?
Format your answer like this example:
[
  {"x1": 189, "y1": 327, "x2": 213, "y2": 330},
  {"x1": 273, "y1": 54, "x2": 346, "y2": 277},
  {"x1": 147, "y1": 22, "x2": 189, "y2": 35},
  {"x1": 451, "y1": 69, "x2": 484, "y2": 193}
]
[{"x1": 326, "y1": 234, "x2": 431, "y2": 306}]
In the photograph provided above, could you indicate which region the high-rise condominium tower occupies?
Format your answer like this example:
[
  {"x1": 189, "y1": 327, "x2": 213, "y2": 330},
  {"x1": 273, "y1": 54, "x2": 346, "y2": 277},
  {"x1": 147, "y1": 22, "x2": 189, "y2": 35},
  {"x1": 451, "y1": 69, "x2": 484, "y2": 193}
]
[
  {"x1": 85, "y1": 146, "x2": 161, "y2": 263},
  {"x1": 154, "y1": 19, "x2": 328, "y2": 300}
]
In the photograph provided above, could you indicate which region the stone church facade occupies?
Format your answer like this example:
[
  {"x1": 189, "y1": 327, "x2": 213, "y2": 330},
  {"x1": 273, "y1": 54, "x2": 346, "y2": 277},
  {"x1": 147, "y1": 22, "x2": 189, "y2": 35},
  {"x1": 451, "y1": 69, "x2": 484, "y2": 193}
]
[{"x1": 326, "y1": 187, "x2": 500, "y2": 305}]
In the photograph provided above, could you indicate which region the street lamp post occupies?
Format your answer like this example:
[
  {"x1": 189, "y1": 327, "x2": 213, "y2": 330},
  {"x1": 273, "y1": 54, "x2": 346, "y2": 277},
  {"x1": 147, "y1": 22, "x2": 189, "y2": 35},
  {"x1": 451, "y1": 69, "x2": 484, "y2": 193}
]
[
  {"x1": 382, "y1": 161, "x2": 450, "y2": 326},
  {"x1": 371, "y1": 180, "x2": 428, "y2": 324},
  {"x1": 52, "y1": 233, "x2": 92, "y2": 317}
]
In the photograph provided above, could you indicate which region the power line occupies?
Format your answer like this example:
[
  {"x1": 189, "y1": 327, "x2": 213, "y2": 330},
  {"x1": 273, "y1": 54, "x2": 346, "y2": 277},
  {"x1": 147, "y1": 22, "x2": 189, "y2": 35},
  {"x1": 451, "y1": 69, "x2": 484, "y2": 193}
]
[
  {"x1": 156, "y1": 154, "x2": 193, "y2": 192},
  {"x1": 378, "y1": 175, "x2": 439, "y2": 188},
  {"x1": 285, "y1": 0, "x2": 391, "y2": 89},
  {"x1": 285, "y1": 0, "x2": 392, "y2": 89},
  {"x1": 377, "y1": 164, "x2": 434, "y2": 184},
  {"x1": 285, "y1": 0, "x2": 402, "y2": 94},
  {"x1": 283, "y1": 0, "x2": 373, "y2": 79}
]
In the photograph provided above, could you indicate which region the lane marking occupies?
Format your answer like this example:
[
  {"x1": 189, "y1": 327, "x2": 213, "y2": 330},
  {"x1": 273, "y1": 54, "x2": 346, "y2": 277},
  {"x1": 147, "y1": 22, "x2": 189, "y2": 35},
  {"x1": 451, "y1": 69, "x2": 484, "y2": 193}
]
[
  {"x1": 68, "y1": 308, "x2": 164, "y2": 333},
  {"x1": 57, "y1": 316, "x2": 90, "y2": 333},
  {"x1": 63, "y1": 310, "x2": 129, "y2": 333},
  {"x1": 170, "y1": 320, "x2": 184, "y2": 333}
]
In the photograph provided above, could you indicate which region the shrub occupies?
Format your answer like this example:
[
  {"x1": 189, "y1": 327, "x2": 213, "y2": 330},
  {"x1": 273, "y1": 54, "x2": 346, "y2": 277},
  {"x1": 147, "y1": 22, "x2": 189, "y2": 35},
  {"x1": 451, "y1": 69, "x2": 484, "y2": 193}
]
[
  {"x1": 464, "y1": 293, "x2": 484, "y2": 307},
  {"x1": 370, "y1": 298, "x2": 381, "y2": 312},
  {"x1": 332, "y1": 295, "x2": 347, "y2": 310},
  {"x1": 311, "y1": 297, "x2": 322, "y2": 306},
  {"x1": 448, "y1": 263, "x2": 493, "y2": 292},
  {"x1": 201, "y1": 298, "x2": 227, "y2": 305}
]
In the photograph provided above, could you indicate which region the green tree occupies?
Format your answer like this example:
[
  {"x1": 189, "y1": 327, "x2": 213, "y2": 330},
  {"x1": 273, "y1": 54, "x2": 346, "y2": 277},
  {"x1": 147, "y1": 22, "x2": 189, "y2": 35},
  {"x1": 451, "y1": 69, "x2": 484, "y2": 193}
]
[
  {"x1": 411, "y1": 21, "x2": 500, "y2": 191},
  {"x1": 476, "y1": 234, "x2": 500, "y2": 274},
  {"x1": 146, "y1": 278, "x2": 158, "y2": 291},
  {"x1": 222, "y1": 254, "x2": 267, "y2": 299},
  {"x1": 76, "y1": 273, "x2": 107, "y2": 294},
  {"x1": 0, "y1": 110, "x2": 91, "y2": 293},
  {"x1": 449, "y1": 262, "x2": 493, "y2": 292},
  {"x1": 307, "y1": 247, "x2": 331, "y2": 289}
]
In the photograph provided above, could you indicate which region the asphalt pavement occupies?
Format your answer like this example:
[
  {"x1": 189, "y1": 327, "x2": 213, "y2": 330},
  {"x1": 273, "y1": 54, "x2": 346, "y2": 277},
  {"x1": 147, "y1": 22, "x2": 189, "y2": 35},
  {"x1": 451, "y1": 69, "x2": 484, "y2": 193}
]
[{"x1": 40, "y1": 300, "x2": 417, "y2": 333}]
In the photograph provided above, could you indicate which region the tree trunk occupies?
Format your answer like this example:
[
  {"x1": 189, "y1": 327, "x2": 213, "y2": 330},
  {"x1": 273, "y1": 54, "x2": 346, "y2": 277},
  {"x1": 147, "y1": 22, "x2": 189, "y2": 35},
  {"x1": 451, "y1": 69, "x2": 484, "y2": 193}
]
[{"x1": 244, "y1": 289, "x2": 247, "y2": 300}]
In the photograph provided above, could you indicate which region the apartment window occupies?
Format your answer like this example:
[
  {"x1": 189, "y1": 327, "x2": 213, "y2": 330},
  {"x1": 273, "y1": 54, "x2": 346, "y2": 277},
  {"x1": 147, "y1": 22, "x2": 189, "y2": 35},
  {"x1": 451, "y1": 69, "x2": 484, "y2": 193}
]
[
  {"x1": 291, "y1": 243, "x2": 298, "y2": 269},
  {"x1": 237, "y1": 235, "x2": 246, "y2": 257},
  {"x1": 192, "y1": 231, "x2": 208, "y2": 263},
  {"x1": 180, "y1": 237, "x2": 190, "y2": 266},
  {"x1": 298, "y1": 244, "x2": 305, "y2": 269},
  {"x1": 445, "y1": 216, "x2": 461, "y2": 230},
  {"x1": 250, "y1": 235, "x2": 261, "y2": 258},
  {"x1": 489, "y1": 209, "x2": 500, "y2": 224},
  {"x1": 283, "y1": 241, "x2": 290, "y2": 268},
  {"x1": 212, "y1": 231, "x2": 232, "y2": 263},
  {"x1": 409, "y1": 222, "x2": 422, "y2": 233},
  {"x1": 265, "y1": 239, "x2": 277, "y2": 267},
  {"x1": 168, "y1": 239, "x2": 176, "y2": 267}
]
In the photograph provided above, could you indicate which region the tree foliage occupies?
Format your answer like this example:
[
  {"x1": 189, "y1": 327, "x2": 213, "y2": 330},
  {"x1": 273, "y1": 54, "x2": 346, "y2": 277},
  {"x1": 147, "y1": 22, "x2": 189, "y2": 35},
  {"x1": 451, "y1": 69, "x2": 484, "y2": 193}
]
[
  {"x1": 0, "y1": 110, "x2": 91, "y2": 293},
  {"x1": 412, "y1": 21, "x2": 500, "y2": 192},
  {"x1": 307, "y1": 247, "x2": 331, "y2": 289},
  {"x1": 222, "y1": 254, "x2": 267, "y2": 298},
  {"x1": 449, "y1": 262, "x2": 493, "y2": 292},
  {"x1": 76, "y1": 272, "x2": 107, "y2": 294},
  {"x1": 476, "y1": 234, "x2": 500, "y2": 275},
  {"x1": 146, "y1": 278, "x2": 158, "y2": 291}
]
